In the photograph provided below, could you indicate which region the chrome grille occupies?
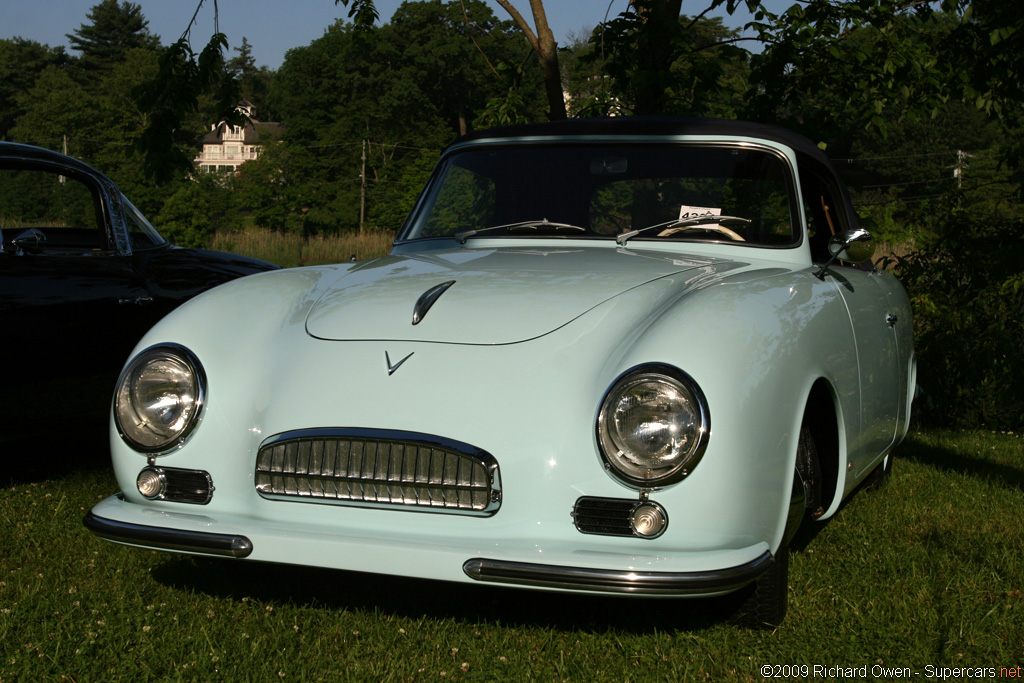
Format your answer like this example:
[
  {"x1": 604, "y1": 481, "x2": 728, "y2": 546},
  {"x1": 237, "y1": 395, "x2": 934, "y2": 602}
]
[{"x1": 255, "y1": 428, "x2": 500, "y2": 515}]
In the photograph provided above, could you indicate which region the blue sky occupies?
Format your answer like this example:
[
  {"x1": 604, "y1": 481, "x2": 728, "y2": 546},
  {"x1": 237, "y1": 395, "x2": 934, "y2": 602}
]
[{"x1": 1, "y1": 0, "x2": 791, "y2": 69}]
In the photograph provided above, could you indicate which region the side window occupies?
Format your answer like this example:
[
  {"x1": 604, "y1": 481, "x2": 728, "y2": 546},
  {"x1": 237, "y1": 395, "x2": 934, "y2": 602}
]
[
  {"x1": 799, "y1": 159, "x2": 850, "y2": 264},
  {"x1": 0, "y1": 165, "x2": 108, "y2": 254}
]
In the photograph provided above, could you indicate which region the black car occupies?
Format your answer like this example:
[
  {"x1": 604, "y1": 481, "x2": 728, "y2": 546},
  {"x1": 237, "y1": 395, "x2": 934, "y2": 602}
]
[{"x1": 0, "y1": 142, "x2": 278, "y2": 455}]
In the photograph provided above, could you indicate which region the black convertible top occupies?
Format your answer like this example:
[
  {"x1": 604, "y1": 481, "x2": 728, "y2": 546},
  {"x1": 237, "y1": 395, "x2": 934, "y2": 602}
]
[{"x1": 456, "y1": 117, "x2": 830, "y2": 166}]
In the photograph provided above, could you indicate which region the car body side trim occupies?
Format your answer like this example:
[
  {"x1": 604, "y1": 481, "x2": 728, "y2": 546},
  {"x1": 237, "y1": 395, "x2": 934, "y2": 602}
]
[
  {"x1": 462, "y1": 551, "x2": 773, "y2": 595},
  {"x1": 83, "y1": 511, "x2": 253, "y2": 558}
]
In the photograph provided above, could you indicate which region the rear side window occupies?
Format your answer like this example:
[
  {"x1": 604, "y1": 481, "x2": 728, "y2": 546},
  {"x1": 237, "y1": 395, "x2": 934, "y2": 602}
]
[{"x1": 0, "y1": 165, "x2": 107, "y2": 253}]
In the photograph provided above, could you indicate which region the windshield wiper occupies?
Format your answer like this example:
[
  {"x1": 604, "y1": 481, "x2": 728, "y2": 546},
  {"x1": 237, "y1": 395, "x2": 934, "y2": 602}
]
[
  {"x1": 455, "y1": 219, "x2": 585, "y2": 244},
  {"x1": 616, "y1": 215, "x2": 751, "y2": 247}
]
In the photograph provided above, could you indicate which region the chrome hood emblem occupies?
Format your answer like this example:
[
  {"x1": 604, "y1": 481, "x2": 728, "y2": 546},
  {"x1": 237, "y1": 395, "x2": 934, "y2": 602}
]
[
  {"x1": 385, "y1": 350, "x2": 414, "y2": 376},
  {"x1": 412, "y1": 280, "x2": 456, "y2": 325}
]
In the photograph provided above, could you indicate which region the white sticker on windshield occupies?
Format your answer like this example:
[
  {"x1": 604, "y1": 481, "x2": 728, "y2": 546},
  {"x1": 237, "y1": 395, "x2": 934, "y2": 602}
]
[{"x1": 679, "y1": 205, "x2": 721, "y2": 220}]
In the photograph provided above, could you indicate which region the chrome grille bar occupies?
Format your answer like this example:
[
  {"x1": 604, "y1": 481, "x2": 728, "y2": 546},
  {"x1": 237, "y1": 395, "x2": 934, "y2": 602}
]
[{"x1": 255, "y1": 428, "x2": 501, "y2": 515}]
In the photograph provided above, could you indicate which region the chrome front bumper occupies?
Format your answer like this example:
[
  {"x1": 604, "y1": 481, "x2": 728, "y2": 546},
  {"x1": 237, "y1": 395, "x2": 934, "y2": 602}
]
[
  {"x1": 85, "y1": 507, "x2": 771, "y2": 596},
  {"x1": 84, "y1": 510, "x2": 253, "y2": 559},
  {"x1": 463, "y1": 553, "x2": 773, "y2": 595}
]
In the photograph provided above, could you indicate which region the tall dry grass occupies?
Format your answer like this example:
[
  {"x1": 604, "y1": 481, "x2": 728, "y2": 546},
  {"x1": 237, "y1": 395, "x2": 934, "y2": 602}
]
[{"x1": 209, "y1": 229, "x2": 395, "y2": 268}]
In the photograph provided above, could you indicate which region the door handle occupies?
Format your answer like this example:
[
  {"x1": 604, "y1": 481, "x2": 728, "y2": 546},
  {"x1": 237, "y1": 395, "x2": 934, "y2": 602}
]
[{"x1": 119, "y1": 296, "x2": 154, "y2": 306}]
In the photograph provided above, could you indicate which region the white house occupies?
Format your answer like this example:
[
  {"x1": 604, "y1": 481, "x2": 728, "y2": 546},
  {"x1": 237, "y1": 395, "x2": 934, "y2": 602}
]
[{"x1": 194, "y1": 101, "x2": 283, "y2": 174}]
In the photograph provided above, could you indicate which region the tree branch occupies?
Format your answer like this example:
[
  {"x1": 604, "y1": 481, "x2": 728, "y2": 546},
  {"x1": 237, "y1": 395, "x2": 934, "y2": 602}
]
[
  {"x1": 493, "y1": 0, "x2": 540, "y2": 49},
  {"x1": 459, "y1": 0, "x2": 502, "y2": 79}
]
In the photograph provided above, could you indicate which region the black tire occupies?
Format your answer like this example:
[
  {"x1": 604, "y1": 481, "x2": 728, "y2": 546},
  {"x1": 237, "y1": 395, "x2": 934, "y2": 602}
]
[
  {"x1": 863, "y1": 454, "x2": 893, "y2": 490},
  {"x1": 795, "y1": 423, "x2": 824, "y2": 520},
  {"x1": 734, "y1": 421, "x2": 820, "y2": 628},
  {"x1": 733, "y1": 542, "x2": 789, "y2": 629}
]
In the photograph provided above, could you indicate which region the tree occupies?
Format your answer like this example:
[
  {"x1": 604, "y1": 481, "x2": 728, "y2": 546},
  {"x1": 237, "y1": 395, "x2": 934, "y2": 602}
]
[
  {"x1": 570, "y1": 11, "x2": 750, "y2": 117},
  {"x1": 66, "y1": 0, "x2": 160, "y2": 75},
  {"x1": 228, "y1": 37, "x2": 273, "y2": 115},
  {"x1": 10, "y1": 66, "x2": 98, "y2": 153},
  {"x1": 269, "y1": 3, "x2": 542, "y2": 234},
  {"x1": 491, "y1": 0, "x2": 565, "y2": 120},
  {"x1": 0, "y1": 38, "x2": 70, "y2": 140},
  {"x1": 335, "y1": 0, "x2": 565, "y2": 119},
  {"x1": 742, "y1": 0, "x2": 1024, "y2": 133},
  {"x1": 154, "y1": 173, "x2": 240, "y2": 247}
]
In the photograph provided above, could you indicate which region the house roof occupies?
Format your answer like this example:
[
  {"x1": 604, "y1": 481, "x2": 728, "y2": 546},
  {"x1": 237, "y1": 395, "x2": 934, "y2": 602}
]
[{"x1": 201, "y1": 120, "x2": 284, "y2": 146}]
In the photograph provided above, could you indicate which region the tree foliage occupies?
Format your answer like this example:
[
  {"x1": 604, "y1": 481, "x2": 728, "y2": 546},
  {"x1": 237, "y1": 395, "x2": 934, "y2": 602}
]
[
  {"x1": 566, "y1": 10, "x2": 750, "y2": 117},
  {"x1": 66, "y1": 0, "x2": 160, "y2": 75},
  {"x1": 265, "y1": 1, "x2": 543, "y2": 235},
  {"x1": 0, "y1": 38, "x2": 70, "y2": 140}
]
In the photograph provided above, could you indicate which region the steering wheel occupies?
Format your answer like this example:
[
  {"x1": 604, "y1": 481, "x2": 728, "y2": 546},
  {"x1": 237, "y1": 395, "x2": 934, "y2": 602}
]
[{"x1": 658, "y1": 223, "x2": 746, "y2": 242}]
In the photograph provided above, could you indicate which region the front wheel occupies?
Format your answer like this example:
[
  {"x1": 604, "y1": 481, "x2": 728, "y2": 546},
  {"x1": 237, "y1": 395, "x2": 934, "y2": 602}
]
[
  {"x1": 733, "y1": 543, "x2": 789, "y2": 628},
  {"x1": 734, "y1": 421, "x2": 820, "y2": 628},
  {"x1": 863, "y1": 453, "x2": 893, "y2": 490}
]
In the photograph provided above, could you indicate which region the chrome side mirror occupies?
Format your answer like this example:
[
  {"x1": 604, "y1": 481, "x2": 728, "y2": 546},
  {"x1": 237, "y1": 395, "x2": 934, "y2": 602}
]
[
  {"x1": 814, "y1": 228, "x2": 875, "y2": 280},
  {"x1": 12, "y1": 228, "x2": 47, "y2": 255}
]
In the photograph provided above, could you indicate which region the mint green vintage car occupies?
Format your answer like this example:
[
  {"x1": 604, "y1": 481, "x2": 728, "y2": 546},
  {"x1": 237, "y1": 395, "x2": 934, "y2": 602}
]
[{"x1": 85, "y1": 118, "x2": 916, "y2": 627}]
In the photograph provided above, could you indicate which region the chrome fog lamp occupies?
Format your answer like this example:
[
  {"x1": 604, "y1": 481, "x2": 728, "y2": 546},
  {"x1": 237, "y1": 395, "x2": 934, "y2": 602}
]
[
  {"x1": 136, "y1": 467, "x2": 166, "y2": 499},
  {"x1": 114, "y1": 344, "x2": 206, "y2": 454},
  {"x1": 630, "y1": 501, "x2": 668, "y2": 538},
  {"x1": 597, "y1": 364, "x2": 710, "y2": 488}
]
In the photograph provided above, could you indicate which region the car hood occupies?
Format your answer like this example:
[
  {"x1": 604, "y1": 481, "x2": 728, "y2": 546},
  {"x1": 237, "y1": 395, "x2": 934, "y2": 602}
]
[{"x1": 305, "y1": 247, "x2": 742, "y2": 345}]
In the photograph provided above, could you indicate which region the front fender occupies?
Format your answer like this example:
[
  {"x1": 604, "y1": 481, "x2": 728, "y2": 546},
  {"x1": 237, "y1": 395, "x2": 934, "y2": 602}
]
[{"x1": 605, "y1": 266, "x2": 859, "y2": 551}]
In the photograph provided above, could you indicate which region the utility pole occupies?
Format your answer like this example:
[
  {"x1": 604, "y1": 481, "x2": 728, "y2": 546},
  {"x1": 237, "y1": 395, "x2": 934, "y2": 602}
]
[
  {"x1": 360, "y1": 139, "x2": 367, "y2": 234},
  {"x1": 954, "y1": 149, "x2": 972, "y2": 189}
]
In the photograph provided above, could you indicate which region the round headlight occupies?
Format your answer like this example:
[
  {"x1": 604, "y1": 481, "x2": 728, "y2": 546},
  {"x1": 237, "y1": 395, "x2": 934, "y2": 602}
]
[
  {"x1": 597, "y1": 365, "x2": 709, "y2": 488},
  {"x1": 114, "y1": 344, "x2": 206, "y2": 454}
]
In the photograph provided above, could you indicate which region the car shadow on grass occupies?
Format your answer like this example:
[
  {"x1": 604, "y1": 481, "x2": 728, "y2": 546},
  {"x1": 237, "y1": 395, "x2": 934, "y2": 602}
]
[
  {"x1": 897, "y1": 434, "x2": 1024, "y2": 493},
  {"x1": 150, "y1": 555, "x2": 752, "y2": 633}
]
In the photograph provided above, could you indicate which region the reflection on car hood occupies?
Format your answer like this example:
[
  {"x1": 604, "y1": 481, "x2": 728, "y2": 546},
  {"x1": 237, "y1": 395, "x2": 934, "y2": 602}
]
[{"x1": 305, "y1": 247, "x2": 742, "y2": 344}]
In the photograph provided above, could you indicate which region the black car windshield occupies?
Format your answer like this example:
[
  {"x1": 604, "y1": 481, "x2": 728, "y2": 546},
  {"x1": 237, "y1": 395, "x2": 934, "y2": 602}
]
[{"x1": 401, "y1": 143, "x2": 798, "y2": 247}]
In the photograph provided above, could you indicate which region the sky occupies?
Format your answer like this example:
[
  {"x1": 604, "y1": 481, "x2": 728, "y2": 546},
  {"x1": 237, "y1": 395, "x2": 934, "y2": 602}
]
[{"x1": 0, "y1": 0, "x2": 791, "y2": 70}]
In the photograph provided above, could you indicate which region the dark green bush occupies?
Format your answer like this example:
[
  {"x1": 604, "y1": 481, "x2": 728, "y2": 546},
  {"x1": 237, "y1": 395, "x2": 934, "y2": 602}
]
[{"x1": 887, "y1": 194, "x2": 1024, "y2": 429}]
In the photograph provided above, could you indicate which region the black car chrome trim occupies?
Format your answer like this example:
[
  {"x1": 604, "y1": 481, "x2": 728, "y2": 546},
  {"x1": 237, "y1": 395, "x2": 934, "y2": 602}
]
[
  {"x1": 412, "y1": 280, "x2": 456, "y2": 325},
  {"x1": 462, "y1": 551, "x2": 773, "y2": 595},
  {"x1": 255, "y1": 427, "x2": 501, "y2": 516},
  {"x1": 83, "y1": 511, "x2": 252, "y2": 558}
]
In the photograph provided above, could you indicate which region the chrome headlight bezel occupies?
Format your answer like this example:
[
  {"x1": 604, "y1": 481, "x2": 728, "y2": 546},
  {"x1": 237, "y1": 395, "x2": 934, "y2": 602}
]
[
  {"x1": 596, "y1": 364, "x2": 710, "y2": 489},
  {"x1": 113, "y1": 343, "x2": 206, "y2": 455}
]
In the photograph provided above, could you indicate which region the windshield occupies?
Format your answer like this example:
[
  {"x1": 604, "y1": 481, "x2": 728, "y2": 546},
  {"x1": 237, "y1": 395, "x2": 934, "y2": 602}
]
[{"x1": 401, "y1": 143, "x2": 798, "y2": 247}]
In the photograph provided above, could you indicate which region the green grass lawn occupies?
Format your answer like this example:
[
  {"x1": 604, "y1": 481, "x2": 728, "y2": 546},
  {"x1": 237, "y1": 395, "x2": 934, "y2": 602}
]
[{"x1": 2, "y1": 429, "x2": 1022, "y2": 682}]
